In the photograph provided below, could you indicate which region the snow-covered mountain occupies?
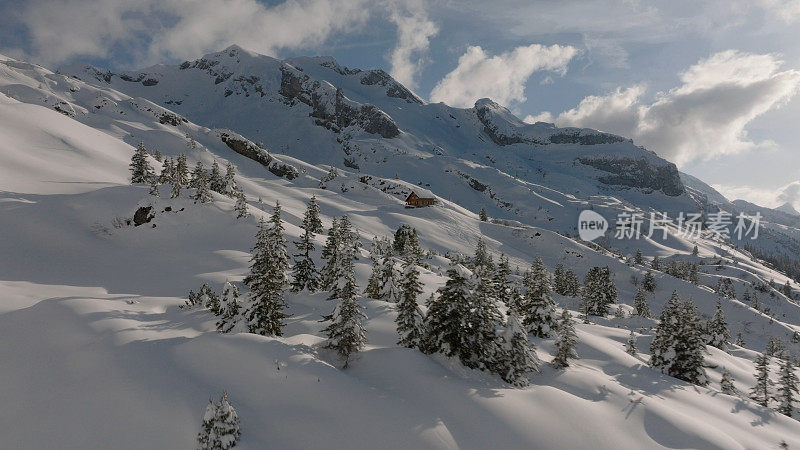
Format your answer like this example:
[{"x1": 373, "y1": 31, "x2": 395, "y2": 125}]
[{"x1": 3, "y1": 47, "x2": 800, "y2": 449}]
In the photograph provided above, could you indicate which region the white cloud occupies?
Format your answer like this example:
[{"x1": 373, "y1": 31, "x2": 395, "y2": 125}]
[
  {"x1": 17, "y1": 0, "x2": 371, "y2": 66},
  {"x1": 386, "y1": 0, "x2": 438, "y2": 91},
  {"x1": 714, "y1": 180, "x2": 800, "y2": 211},
  {"x1": 429, "y1": 44, "x2": 579, "y2": 108},
  {"x1": 555, "y1": 50, "x2": 800, "y2": 166},
  {"x1": 523, "y1": 112, "x2": 554, "y2": 124}
]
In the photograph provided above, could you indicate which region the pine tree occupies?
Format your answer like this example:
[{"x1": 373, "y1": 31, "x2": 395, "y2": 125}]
[
  {"x1": 651, "y1": 255, "x2": 661, "y2": 271},
  {"x1": 633, "y1": 287, "x2": 650, "y2": 318},
  {"x1": 364, "y1": 243, "x2": 383, "y2": 299},
  {"x1": 216, "y1": 281, "x2": 242, "y2": 333},
  {"x1": 634, "y1": 249, "x2": 644, "y2": 265},
  {"x1": 735, "y1": 332, "x2": 746, "y2": 347},
  {"x1": 642, "y1": 270, "x2": 656, "y2": 292},
  {"x1": 320, "y1": 217, "x2": 343, "y2": 293},
  {"x1": 394, "y1": 225, "x2": 424, "y2": 264},
  {"x1": 153, "y1": 149, "x2": 163, "y2": 162},
  {"x1": 321, "y1": 216, "x2": 365, "y2": 367},
  {"x1": 190, "y1": 161, "x2": 206, "y2": 188},
  {"x1": 479, "y1": 206, "x2": 488, "y2": 221},
  {"x1": 148, "y1": 176, "x2": 159, "y2": 197},
  {"x1": 553, "y1": 310, "x2": 578, "y2": 368},
  {"x1": 705, "y1": 299, "x2": 730, "y2": 350},
  {"x1": 522, "y1": 258, "x2": 557, "y2": 338},
  {"x1": 688, "y1": 263, "x2": 699, "y2": 285},
  {"x1": 463, "y1": 268, "x2": 504, "y2": 371},
  {"x1": 223, "y1": 162, "x2": 237, "y2": 196},
  {"x1": 244, "y1": 206, "x2": 289, "y2": 336},
  {"x1": 421, "y1": 265, "x2": 471, "y2": 357},
  {"x1": 692, "y1": 245, "x2": 699, "y2": 256},
  {"x1": 563, "y1": 268, "x2": 581, "y2": 297},
  {"x1": 783, "y1": 281, "x2": 793, "y2": 299},
  {"x1": 396, "y1": 260, "x2": 424, "y2": 348},
  {"x1": 493, "y1": 254, "x2": 513, "y2": 306},
  {"x1": 582, "y1": 266, "x2": 616, "y2": 316},
  {"x1": 129, "y1": 142, "x2": 153, "y2": 183},
  {"x1": 553, "y1": 263, "x2": 567, "y2": 295},
  {"x1": 378, "y1": 256, "x2": 400, "y2": 303},
  {"x1": 199, "y1": 283, "x2": 221, "y2": 315},
  {"x1": 305, "y1": 195, "x2": 324, "y2": 234},
  {"x1": 777, "y1": 358, "x2": 799, "y2": 417},
  {"x1": 498, "y1": 308, "x2": 540, "y2": 386},
  {"x1": 649, "y1": 291, "x2": 708, "y2": 385},
  {"x1": 209, "y1": 160, "x2": 224, "y2": 193},
  {"x1": 197, "y1": 392, "x2": 241, "y2": 450},
  {"x1": 720, "y1": 367, "x2": 737, "y2": 395},
  {"x1": 290, "y1": 197, "x2": 322, "y2": 293},
  {"x1": 233, "y1": 186, "x2": 248, "y2": 218},
  {"x1": 750, "y1": 353, "x2": 773, "y2": 407},
  {"x1": 171, "y1": 173, "x2": 182, "y2": 199},
  {"x1": 159, "y1": 157, "x2": 174, "y2": 184},
  {"x1": 625, "y1": 330, "x2": 638, "y2": 355},
  {"x1": 175, "y1": 153, "x2": 189, "y2": 187},
  {"x1": 191, "y1": 164, "x2": 213, "y2": 203},
  {"x1": 473, "y1": 237, "x2": 494, "y2": 273}
]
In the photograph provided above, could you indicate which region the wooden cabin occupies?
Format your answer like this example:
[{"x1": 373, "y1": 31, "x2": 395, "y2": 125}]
[{"x1": 405, "y1": 192, "x2": 436, "y2": 208}]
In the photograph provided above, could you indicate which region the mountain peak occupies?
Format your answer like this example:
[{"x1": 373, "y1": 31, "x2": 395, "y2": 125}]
[{"x1": 776, "y1": 202, "x2": 800, "y2": 216}]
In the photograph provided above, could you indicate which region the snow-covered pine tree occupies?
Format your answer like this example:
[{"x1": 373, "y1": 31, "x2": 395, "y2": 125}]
[
  {"x1": 642, "y1": 270, "x2": 656, "y2": 292},
  {"x1": 626, "y1": 330, "x2": 637, "y2": 355},
  {"x1": 719, "y1": 368, "x2": 737, "y2": 395},
  {"x1": 783, "y1": 281, "x2": 793, "y2": 299},
  {"x1": 649, "y1": 291, "x2": 708, "y2": 385},
  {"x1": 750, "y1": 353, "x2": 772, "y2": 407},
  {"x1": 216, "y1": 281, "x2": 242, "y2": 333},
  {"x1": 688, "y1": 263, "x2": 700, "y2": 285},
  {"x1": 378, "y1": 256, "x2": 400, "y2": 303},
  {"x1": 634, "y1": 249, "x2": 644, "y2": 265},
  {"x1": 493, "y1": 254, "x2": 512, "y2": 306},
  {"x1": 463, "y1": 268, "x2": 504, "y2": 371},
  {"x1": 651, "y1": 255, "x2": 661, "y2": 271},
  {"x1": 209, "y1": 160, "x2": 224, "y2": 193},
  {"x1": 190, "y1": 161, "x2": 206, "y2": 188},
  {"x1": 305, "y1": 195, "x2": 323, "y2": 234},
  {"x1": 320, "y1": 217, "x2": 341, "y2": 292},
  {"x1": 735, "y1": 332, "x2": 746, "y2": 347},
  {"x1": 197, "y1": 392, "x2": 241, "y2": 450},
  {"x1": 129, "y1": 142, "x2": 153, "y2": 184},
  {"x1": 396, "y1": 260, "x2": 424, "y2": 348},
  {"x1": 498, "y1": 307, "x2": 540, "y2": 386},
  {"x1": 148, "y1": 176, "x2": 159, "y2": 197},
  {"x1": 522, "y1": 257, "x2": 557, "y2": 338},
  {"x1": 159, "y1": 157, "x2": 174, "y2": 184},
  {"x1": 322, "y1": 216, "x2": 366, "y2": 368},
  {"x1": 777, "y1": 357, "x2": 799, "y2": 417},
  {"x1": 553, "y1": 263, "x2": 567, "y2": 295},
  {"x1": 472, "y1": 237, "x2": 494, "y2": 274},
  {"x1": 563, "y1": 268, "x2": 581, "y2": 297},
  {"x1": 233, "y1": 186, "x2": 248, "y2": 218},
  {"x1": 633, "y1": 287, "x2": 650, "y2": 318},
  {"x1": 175, "y1": 153, "x2": 189, "y2": 187},
  {"x1": 479, "y1": 206, "x2": 488, "y2": 221},
  {"x1": 553, "y1": 309, "x2": 578, "y2": 368},
  {"x1": 244, "y1": 207, "x2": 289, "y2": 336},
  {"x1": 705, "y1": 299, "x2": 730, "y2": 350},
  {"x1": 191, "y1": 165, "x2": 212, "y2": 203},
  {"x1": 421, "y1": 265, "x2": 472, "y2": 357},
  {"x1": 363, "y1": 243, "x2": 383, "y2": 299},
  {"x1": 290, "y1": 197, "x2": 322, "y2": 293},
  {"x1": 223, "y1": 162, "x2": 237, "y2": 196},
  {"x1": 582, "y1": 266, "x2": 616, "y2": 316},
  {"x1": 153, "y1": 149, "x2": 163, "y2": 162},
  {"x1": 199, "y1": 283, "x2": 221, "y2": 315}
]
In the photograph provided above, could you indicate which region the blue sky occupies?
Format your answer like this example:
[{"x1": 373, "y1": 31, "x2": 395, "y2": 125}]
[{"x1": 3, "y1": 0, "x2": 800, "y2": 208}]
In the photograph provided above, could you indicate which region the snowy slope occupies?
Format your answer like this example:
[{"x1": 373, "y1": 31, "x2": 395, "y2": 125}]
[{"x1": 2, "y1": 50, "x2": 800, "y2": 449}]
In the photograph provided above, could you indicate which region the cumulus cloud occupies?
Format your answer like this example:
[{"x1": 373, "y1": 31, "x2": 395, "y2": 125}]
[
  {"x1": 523, "y1": 111, "x2": 555, "y2": 124},
  {"x1": 386, "y1": 0, "x2": 438, "y2": 91},
  {"x1": 16, "y1": 0, "x2": 371, "y2": 66},
  {"x1": 555, "y1": 50, "x2": 800, "y2": 166},
  {"x1": 777, "y1": 181, "x2": 800, "y2": 210},
  {"x1": 429, "y1": 44, "x2": 579, "y2": 108},
  {"x1": 714, "y1": 180, "x2": 800, "y2": 211}
]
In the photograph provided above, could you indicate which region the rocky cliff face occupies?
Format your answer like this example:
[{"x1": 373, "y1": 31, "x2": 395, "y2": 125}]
[{"x1": 577, "y1": 157, "x2": 685, "y2": 196}]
